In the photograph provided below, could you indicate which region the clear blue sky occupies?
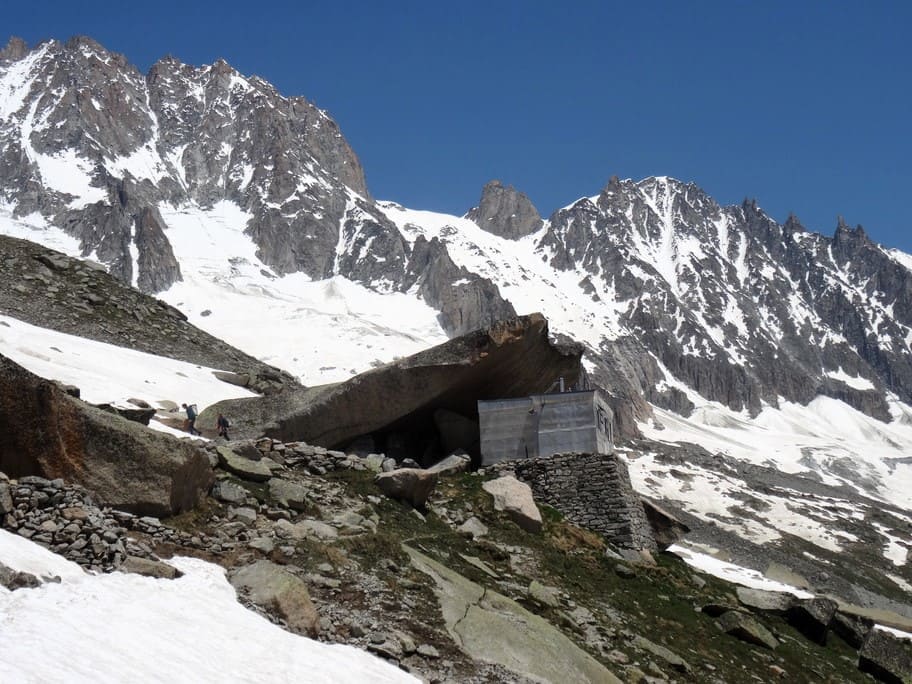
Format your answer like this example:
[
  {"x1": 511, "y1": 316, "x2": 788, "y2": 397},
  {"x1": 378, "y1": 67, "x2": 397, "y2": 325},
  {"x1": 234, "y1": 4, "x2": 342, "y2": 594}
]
[{"x1": 7, "y1": 1, "x2": 912, "y2": 252}]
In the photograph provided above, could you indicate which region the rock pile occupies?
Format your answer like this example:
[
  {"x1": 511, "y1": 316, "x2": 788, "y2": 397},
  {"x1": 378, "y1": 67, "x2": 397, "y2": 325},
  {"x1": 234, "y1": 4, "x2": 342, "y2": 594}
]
[{"x1": 1, "y1": 472, "x2": 164, "y2": 572}]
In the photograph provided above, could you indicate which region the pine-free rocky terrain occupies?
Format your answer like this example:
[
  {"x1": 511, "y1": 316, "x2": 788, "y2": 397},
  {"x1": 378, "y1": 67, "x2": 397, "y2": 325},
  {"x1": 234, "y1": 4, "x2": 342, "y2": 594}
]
[{"x1": 1, "y1": 34, "x2": 911, "y2": 683}]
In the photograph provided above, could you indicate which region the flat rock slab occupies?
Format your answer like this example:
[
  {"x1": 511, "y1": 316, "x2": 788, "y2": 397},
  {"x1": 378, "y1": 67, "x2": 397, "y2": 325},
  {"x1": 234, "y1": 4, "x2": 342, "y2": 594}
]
[
  {"x1": 482, "y1": 475, "x2": 542, "y2": 533},
  {"x1": 631, "y1": 635, "x2": 691, "y2": 672},
  {"x1": 274, "y1": 518, "x2": 338, "y2": 542},
  {"x1": 427, "y1": 453, "x2": 471, "y2": 476},
  {"x1": 717, "y1": 610, "x2": 778, "y2": 650},
  {"x1": 736, "y1": 587, "x2": 795, "y2": 613},
  {"x1": 118, "y1": 556, "x2": 183, "y2": 580},
  {"x1": 268, "y1": 478, "x2": 310, "y2": 510},
  {"x1": 229, "y1": 560, "x2": 320, "y2": 636},
  {"x1": 404, "y1": 545, "x2": 619, "y2": 684},
  {"x1": 216, "y1": 446, "x2": 272, "y2": 482}
]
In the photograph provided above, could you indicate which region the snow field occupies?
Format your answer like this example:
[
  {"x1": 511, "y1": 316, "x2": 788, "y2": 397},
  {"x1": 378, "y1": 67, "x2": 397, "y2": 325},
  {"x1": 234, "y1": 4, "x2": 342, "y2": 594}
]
[{"x1": 0, "y1": 530, "x2": 418, "y2": 683}]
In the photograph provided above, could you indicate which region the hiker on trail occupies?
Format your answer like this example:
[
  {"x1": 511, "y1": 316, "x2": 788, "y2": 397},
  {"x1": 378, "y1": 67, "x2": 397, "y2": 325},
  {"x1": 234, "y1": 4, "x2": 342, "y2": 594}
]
[
  {"x1": 217, "y1": 412, "x2": 230, "y2": 440},
  {"x1": 181, "y1": 403, "x2": 201, "y2": 436}
]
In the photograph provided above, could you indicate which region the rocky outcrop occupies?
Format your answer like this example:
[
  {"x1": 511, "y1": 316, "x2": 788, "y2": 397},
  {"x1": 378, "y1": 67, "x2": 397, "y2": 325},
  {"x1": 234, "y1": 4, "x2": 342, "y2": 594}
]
[
  {"x1": 466, "y1": 180, "x2": 543, "y2": 239},
  {"x1": 541, "y1": 177, "x2": 912, "y2": 419},
  {"x1": 404, "y1": 235, "x2": 516, "y2": 336},
  {"x1": 0, "y1": 354, "x2": 212, "y2": 516},
  {"x1": 0, "y1": 38, "x2": 368, "y2": 292}
]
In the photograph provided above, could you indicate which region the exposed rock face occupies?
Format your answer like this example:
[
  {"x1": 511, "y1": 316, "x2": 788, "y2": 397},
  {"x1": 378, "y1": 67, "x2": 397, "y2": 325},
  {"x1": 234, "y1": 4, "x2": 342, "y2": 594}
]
[
  {"x1": 0, "y1": 37, "x2": 515, "y2": 338},
  {"x1": 466, "y1": 180, "x2": 543, "y2": 239},
  {"x1": 404, "y1": 545, "x2": 620, "y2": 683},
  {"x1": 211, "y1": 314, "x2": 584, "y2": 463},
  {"x1": 540, "y1": 177, "x2": 912, "y2": 419},
  {"x1": 0, "y1": 353, "x2": 212, "y2": 516},
  {"x1": 0, "y1": 37, "x2": 365, "y2": 291},
  {"x1": 405, "y1": 235, "x2": 517, "y2": 336}
]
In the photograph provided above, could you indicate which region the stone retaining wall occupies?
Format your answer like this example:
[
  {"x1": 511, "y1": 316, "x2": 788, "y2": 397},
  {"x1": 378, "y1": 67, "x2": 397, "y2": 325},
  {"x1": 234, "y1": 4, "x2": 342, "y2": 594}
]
[{"x1": 490, "y1": 452, "x2": 656, "y2": 552}]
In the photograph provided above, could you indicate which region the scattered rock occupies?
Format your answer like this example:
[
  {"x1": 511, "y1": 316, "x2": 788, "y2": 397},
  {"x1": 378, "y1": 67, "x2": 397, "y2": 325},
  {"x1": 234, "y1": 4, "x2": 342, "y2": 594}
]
[
  {"x1": 267, "y1": 478, "x2": 310, "y2": 510},
  {"x1": 427, "y1": 452, "x2": 472, "y2": 476},
  {"x1": 457, "y1": 516, "x2": 488, "y2": 539},
  {"x1": 528, "y1": 580, "x2": 560, "y2": 608},
  {"x1": 211, "y1": 480, "x2": 248, "y2": 505},
  {"x1": 228, "y1": 507, "x2": 257, "y2": 525},
  {"x1": 631, "y1": 635, "x2": 691, "y2": 673},
  {"x1": 417, "y1": 644, "x2": 440, "y2": 659}
]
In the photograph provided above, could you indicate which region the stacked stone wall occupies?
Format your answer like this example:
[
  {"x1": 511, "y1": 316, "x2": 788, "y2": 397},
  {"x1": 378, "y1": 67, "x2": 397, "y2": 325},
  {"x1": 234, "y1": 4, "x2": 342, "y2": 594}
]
[{"x1": 490, "y1": 452, "x2": 656, "y2": 552}]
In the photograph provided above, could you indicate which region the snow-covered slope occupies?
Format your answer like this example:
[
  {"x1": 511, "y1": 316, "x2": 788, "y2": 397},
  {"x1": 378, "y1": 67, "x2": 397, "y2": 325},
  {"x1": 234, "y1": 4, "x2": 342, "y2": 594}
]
[{"x1": 0, "y1": 530, "x2": 417, "y2": 683}]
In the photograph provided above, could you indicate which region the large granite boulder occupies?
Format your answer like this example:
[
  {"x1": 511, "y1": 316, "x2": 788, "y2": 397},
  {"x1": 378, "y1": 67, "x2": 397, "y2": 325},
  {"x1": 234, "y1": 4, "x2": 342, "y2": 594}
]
[
  {"x1": 229, "y1": 560, "x2": 320, "y2": 637},
  {"x1": 0, "y1": 354, "x2": 212, "y2": 517},
  {"x1": 482, "y1": 475, "x2": 542, "y2": 533},
  {"x1": 786, "y1": 597, "x2": 838, "y2": 645},
  {"x1": 375, "y1": 469, "x2": 438, "y2": 508},
  {"x1": 210, "y1": 314, "x2": 584, "y2": 462},
  {"x1": 858, "y1": 629, "x2": 912, "y2": 684}
]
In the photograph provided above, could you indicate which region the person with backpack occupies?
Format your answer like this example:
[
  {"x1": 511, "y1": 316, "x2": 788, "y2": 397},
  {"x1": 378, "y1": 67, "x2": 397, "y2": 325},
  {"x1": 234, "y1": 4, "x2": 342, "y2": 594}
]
[
  {"x1": 217, "y1": 412, "x2": 230, "y2": 440},
  {"x1": 181, "y1": 403, "x2": 201, "y2": 436}
]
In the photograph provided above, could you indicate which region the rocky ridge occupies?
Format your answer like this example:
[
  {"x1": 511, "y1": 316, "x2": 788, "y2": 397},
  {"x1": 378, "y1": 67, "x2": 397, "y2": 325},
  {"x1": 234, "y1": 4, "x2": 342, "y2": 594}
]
[
  {"x1": 0, "y1": 36, "x2": 513, "y2": 337},
  {"x1": 0, "y1": 233, "x2": 296, "y2": 393}
]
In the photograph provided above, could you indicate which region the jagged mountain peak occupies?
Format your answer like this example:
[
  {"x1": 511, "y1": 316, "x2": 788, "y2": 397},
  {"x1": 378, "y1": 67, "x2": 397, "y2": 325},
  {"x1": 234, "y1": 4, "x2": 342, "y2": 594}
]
[
  {"x1": 465, "y1": 179, "x2": 543, "y2": 239},
  {"x1": 0, "y1": 36, "x2": 28, "y2": 62}
]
